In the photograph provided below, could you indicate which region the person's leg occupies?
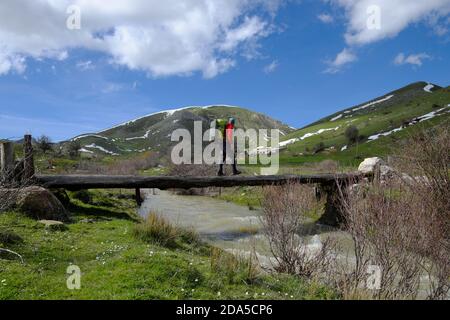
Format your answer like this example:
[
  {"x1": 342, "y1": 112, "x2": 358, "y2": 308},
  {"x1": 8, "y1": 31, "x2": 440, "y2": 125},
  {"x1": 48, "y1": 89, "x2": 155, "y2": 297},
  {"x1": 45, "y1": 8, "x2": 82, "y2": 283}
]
[
  {"x1": 218, "y1": 138, "x2": 226, "y2": 176},
  {"x1": 232, "y1": 148, "x2": 241, "y2": 175}
]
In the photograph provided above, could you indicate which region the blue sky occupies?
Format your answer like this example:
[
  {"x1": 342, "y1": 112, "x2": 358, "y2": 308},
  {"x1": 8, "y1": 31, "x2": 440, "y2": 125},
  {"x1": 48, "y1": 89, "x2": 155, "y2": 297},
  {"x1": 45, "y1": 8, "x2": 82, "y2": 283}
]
[{"x1": 0, "y1": 0, "x2": 449, "y2": 141}]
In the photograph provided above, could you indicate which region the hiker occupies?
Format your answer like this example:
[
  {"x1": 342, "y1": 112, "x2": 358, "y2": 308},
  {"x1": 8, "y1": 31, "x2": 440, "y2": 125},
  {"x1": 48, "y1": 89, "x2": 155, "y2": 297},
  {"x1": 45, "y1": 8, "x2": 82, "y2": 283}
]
[{"x1": 216, "y1": 117, "x2": 241, "y2": 176}]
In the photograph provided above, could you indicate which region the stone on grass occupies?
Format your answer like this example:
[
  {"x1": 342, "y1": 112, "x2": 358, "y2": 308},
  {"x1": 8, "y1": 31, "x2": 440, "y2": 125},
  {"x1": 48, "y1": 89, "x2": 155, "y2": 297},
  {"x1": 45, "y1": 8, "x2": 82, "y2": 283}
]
[
  {"x1": 17, "y1": 186, "x2": 69, "y2": 221},
  {"x1": 358, "y1": 157, "x2": 385, "y2": 174},
  {"x1": 38, "y1": 220, "x2": 68, "y2": 231}
]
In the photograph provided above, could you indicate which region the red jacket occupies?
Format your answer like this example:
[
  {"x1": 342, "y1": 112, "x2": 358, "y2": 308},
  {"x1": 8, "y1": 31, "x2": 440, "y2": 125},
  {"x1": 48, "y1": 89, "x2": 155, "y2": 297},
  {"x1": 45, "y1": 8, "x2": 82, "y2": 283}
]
[{"x1": 225, "y1": 123, "x2": 234, "y2": 143}]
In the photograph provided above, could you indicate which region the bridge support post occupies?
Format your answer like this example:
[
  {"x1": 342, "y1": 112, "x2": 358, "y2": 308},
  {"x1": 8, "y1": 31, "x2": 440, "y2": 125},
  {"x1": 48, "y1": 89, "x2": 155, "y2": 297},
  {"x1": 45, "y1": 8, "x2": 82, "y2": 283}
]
[
  {"x1": 317, "y1": 182, "x2": 345, "y2": 227},
  {"x1": 135, "y1": 188, "x2": 143, "y2": 206}
]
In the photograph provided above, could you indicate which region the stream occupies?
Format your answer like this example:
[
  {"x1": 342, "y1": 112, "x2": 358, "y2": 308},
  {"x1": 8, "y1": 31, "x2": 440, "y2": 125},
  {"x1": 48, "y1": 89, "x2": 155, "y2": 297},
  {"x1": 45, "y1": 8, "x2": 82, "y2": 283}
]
[
  {"x1": 138, "y1": 189, "x2": 349, "y2": 266},
  {"x1": 137, "y1": 190, "x2": 437, "y2": 298}
]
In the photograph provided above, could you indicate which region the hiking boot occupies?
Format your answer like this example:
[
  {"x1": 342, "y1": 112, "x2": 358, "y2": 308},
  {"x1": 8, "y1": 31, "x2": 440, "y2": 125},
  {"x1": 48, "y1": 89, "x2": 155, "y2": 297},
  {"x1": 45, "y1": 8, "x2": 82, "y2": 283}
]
[{"x1": 232, "y1": 170, "x2": 242, "y2": 176}]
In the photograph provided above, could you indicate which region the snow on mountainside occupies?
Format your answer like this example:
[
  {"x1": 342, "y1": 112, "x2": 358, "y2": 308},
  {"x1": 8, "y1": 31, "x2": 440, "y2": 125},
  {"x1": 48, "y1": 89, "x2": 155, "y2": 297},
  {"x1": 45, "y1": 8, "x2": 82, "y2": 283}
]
[
  {"x1": 278, "y1": 81, "x2": 449, "y2": 163},
  {"x1": 65, "y1": 105, "x2": 295, "y2": 156}
]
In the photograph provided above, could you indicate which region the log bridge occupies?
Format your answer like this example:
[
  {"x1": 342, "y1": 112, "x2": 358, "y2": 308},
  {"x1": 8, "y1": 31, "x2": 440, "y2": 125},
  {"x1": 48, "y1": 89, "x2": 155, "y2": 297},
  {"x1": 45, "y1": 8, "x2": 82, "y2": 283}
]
[
  {"x1": 1, "y1": 135, "x2": 365, "y2": 226},
  {"x1": 35, "y1": 173, "x2": 362, "y2": 225}
]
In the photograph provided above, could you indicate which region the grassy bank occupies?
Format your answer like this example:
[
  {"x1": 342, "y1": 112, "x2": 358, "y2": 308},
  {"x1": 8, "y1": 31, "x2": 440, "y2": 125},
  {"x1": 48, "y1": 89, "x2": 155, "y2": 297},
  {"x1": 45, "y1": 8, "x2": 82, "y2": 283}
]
[{"x1": 0, "y1": 190, "x2": 334, "y2": 300}]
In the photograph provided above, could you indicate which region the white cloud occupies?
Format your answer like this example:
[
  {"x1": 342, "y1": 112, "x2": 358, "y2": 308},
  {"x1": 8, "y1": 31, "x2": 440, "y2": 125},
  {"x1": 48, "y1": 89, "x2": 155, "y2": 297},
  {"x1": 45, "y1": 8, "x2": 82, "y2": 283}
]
[
  {"x1": 263, "y1": 60, "x2": 279, "y2": 73},
  {"x1": 328, "y1": 0, "x2": 450, "y2": 45},
  {"x1": 318, "y1": 13, "x2": 334, "y2": 24},
  {"x1": 0, "y1": 0, "x2": 283, "y2": 78},
  {"x1": 394, "y1": 53, "x2": 431, "y2": 67},
  {"x1": 76, "y1": 60, "x2": 94, "y2": 71},
  {"x1": 324, "y1": 48, "x2": 357, "y2": 73}
]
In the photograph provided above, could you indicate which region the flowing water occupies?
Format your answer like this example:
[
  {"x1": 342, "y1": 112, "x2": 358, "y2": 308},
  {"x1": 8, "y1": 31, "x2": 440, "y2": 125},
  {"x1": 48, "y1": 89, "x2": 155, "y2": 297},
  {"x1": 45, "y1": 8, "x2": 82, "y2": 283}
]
[
  {"x1": 138, "y1": 189, "x2": 349, "y2": 266},
  {"x1": 138, "y1": 190, "x2": 436, "y2": 298}
]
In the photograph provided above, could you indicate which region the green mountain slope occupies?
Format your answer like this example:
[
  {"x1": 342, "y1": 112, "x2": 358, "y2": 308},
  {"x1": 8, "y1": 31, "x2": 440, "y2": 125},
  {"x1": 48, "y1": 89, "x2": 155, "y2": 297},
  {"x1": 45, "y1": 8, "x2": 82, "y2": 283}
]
[
  {"x1": 67, "y1": 105, "x2": 294, "y2": 157},
  {"x1": 278, "y1": 81, "x2": 450, "y2": 165}
]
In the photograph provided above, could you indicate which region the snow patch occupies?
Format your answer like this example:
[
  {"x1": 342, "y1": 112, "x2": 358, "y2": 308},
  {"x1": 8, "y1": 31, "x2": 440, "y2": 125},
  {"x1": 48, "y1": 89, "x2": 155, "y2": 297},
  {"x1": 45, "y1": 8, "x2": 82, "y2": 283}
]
[
  {"x1": 367, "y1": 107, "x2": 449, "y2": 142},
  {"x1": 79, "y1": 148, "x2": 94, "y2": 154},
  {"x1": 84, "y1": 144, "x2": 118, "y2": 156},
  {"x1": 352, "y1": 95, "x2": 394, "y2": 112},
  {"x1": 423, "y1": 83, "x2": 434, "y2": 93},
  {"x1": 341, "y1": 145, "x2": 348, "y2": 151},
  {"x1": 368, "y1": 127, "x2": 403, "y2": 141},
  {"x1": 125, "y1": 129, "x2": 152, "y2": 141},
  {"x1": 330, "y1": 114, "x2": 343, "y2": 122},
  {"x1": 279, "y1": 126, "x2": 339, "y2": 147},
  {"x1": 99, "y1": 105, "x2": 240, "y2": 133},
  {"x1": 72, "y1": 134, "x2": 108, "y2": 141}
]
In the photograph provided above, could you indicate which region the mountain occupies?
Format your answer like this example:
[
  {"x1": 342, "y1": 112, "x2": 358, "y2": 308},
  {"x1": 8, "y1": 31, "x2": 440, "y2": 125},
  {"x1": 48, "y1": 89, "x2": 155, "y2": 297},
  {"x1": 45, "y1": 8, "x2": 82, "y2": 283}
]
[
  {"x1": 66, "y1": 105, "x2": 295, "y2": 157},
  {"x1": 278, "y1": 81, "x2": 450, "y2": 165}
]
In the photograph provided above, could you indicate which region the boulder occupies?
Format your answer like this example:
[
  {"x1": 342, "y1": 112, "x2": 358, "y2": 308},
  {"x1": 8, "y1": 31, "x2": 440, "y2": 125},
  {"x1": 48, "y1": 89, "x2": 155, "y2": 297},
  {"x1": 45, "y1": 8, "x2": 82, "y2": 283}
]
[
  {"x1": 380, "y1": 165, "x2": 396, "y2": 179},
  {"x1": 38, "y1": 220, "x2": 67, "y2": 231},
  {"x1": 50, "y1": 188, "x2": 71, "y2": 207},
  {"x1": 17, "y1": 186, "x2": 69, "y2": 221},
  {"x1": 358, "y1": 157, "x2": 385, "y2": 174}
]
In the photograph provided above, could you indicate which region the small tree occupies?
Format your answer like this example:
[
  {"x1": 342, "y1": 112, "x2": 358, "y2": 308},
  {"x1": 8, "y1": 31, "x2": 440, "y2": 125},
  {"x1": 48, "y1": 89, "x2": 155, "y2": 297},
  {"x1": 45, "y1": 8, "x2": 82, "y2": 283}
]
[
  {"x1": 36, "y1": 135, "x2": 53, "y2": 154},
  {"x1": 345, "y1": 125, "x2": 359, "y2": 144},
  {"x1": 67, "y1": 141, "x2": 81, "y2": 159}
]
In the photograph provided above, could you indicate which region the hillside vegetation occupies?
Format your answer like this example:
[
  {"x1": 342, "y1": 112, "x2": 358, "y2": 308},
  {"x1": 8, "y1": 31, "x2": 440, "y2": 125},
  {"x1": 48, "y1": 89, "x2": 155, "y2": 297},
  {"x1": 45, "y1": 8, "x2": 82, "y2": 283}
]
[{"x1": 278, "y1": 82, "x2": 450, "y2": 166}]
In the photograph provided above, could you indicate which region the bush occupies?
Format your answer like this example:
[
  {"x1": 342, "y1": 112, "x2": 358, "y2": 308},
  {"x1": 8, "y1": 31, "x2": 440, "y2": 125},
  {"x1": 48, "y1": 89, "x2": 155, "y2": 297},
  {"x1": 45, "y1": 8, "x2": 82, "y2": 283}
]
[
  {"x1": 67, "y1": 141, "x2": 81, "y2": 159},
  {"x1": 261, "y1": 182, "x2": 336, "y2": 277},
  {"x1": 210, "y1": 247, "x2": 259, "y2": 285},
  {"x1": 133, "y1": 212, "x2": 200, "y2": 248},
  {"x1": 345, "y1": 126, "x2": 359, "y2": 144},
  {"x1": 0, "y1": 230, "x2": 23, "y2": 245},
  {"x1": 335, "y1": 124, "x2": 450, "y2": 300},
  {"x1": 36, "y1": 135, "x2": 53, "y2": 154},
  {"x1": 313, "y1": 142, "x2": 325, "y2": 154},
  {"x1": 71, "y1": 190, "x2": 93, "y2": 204}
]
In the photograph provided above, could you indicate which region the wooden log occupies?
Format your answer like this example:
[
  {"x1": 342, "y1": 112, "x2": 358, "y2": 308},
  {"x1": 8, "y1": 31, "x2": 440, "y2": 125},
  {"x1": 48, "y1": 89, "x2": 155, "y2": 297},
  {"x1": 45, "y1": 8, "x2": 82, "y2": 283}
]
[
  {"x1": 35, "y1": 173, "x2": 364, "y2": 190},
  {"x1": 23, "y1": 135, "x2": 35, "y2": 182},
  {"x1": 0, "y1": 141, "x2": 15, "y2": 183}
]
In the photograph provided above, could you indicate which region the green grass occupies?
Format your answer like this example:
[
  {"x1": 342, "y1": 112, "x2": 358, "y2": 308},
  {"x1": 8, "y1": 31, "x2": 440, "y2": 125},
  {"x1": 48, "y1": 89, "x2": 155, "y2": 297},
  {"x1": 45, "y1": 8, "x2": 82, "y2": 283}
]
[
  {"x1": 279, "y1": 86, "x2": 450, "y2": 167},
  {"x1": 0, "y1": 190, "x2": 335, "y2": 300},
  {"x1": 213, "y1": 186, "x2": 263, "y2": 209}
]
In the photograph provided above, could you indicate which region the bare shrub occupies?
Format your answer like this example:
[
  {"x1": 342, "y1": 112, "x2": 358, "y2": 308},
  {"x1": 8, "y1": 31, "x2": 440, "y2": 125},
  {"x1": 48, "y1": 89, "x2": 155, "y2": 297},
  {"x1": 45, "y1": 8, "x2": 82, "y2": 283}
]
[
  {"x1": 391, "y1": 124, "x2": 450, "y2": 300},
  {"x1": 317, "y1": 160, "x2": 339, "y2": 173},
  {"x1": 260, "y1": 182, "x2": 336, "y2": 278},
  {"x1": 334, "y1": 125, "x2": 450, "y2": 299},
  {"x1": 337, "y1": 179, "x2": 427, "y2": 299}
]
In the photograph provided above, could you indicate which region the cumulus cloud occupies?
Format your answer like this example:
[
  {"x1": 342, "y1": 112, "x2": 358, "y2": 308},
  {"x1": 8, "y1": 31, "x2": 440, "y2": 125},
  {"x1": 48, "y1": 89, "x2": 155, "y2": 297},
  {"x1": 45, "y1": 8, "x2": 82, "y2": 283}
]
[
  {"x1": 328, "y1": 0, "x2": 450, "y2": 45},
  {"x1": 322, "y1": 1, "x2": 450, "y2": 73},
  {"x1": 76, "y1": 60, "x2": 94, "y2": 71},
  {"x1": 317, "y1": 13, "x2": 334, "y2": 24},
  {"x1": 263, "y1": 60, "x2": 279, "y2": 73},
  {"x1": 0, "y1": 0, "x2": 284, "y2": 78},
  {"x1": 394, "y1": 53, "x2": 431, "y2": 67},
  {"x1": 324, "y1": 48, "x2": 357, "y2": 73}
]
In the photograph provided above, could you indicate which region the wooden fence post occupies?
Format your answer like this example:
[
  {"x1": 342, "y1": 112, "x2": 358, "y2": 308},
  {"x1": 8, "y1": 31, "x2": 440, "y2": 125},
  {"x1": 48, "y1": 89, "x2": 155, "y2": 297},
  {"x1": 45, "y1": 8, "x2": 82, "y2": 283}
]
[
  {"x1": 23, "y1": 134, "x2": 35, "y2": 182},
  {"x1": 1, "y1": 141, "x2": 15, "y2": 183}
]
